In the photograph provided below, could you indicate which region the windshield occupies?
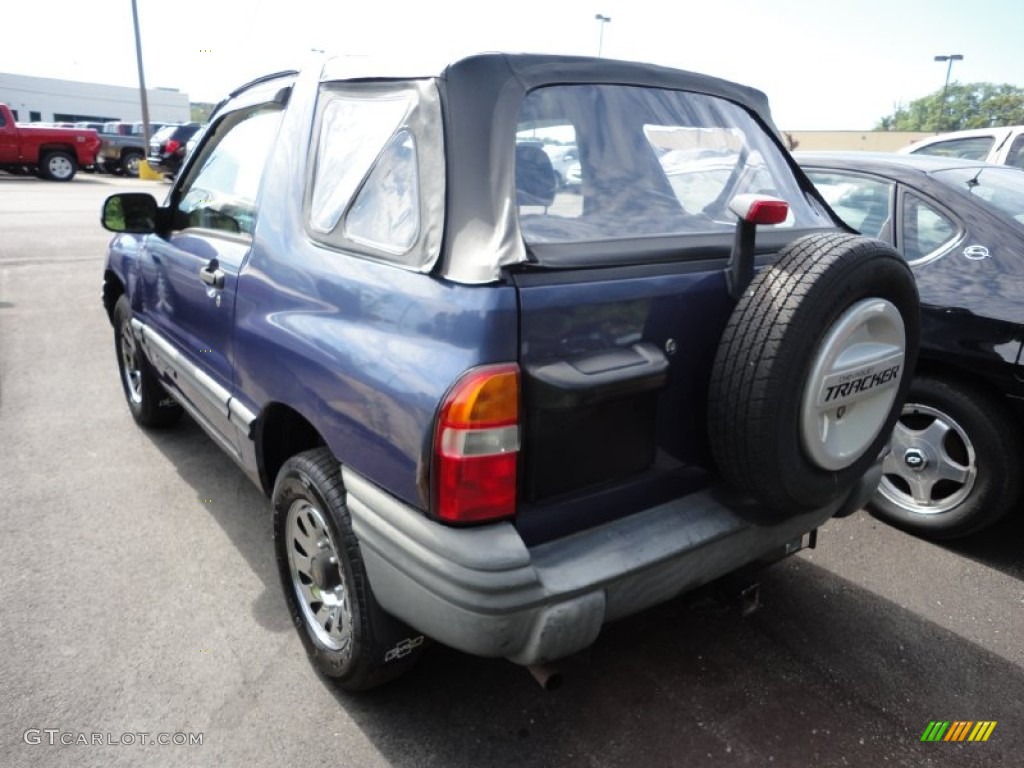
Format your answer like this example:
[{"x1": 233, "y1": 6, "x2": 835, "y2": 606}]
[
  {"x1": 515, "y1": 84, "x2": 828, "y2": 244},
  {"x1": 933, "y1": 166, "x2": 1024, "y2": 225}
]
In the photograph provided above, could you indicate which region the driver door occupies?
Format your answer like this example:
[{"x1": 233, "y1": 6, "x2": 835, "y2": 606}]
[{"x1": 140, "y1": 104, "x2": 284, "y2": 457}]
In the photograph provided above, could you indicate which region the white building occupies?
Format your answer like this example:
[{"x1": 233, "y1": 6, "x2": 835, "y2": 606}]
[{"x1": 0, "y1": 72, "x2": 189, "y2": 124}]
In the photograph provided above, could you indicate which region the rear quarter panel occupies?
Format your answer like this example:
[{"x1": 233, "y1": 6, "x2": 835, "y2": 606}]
[
  {"x1": 233, "y1": 66, "x2": 519, "y2": 509},
  {"x1": 234, "y1": 235, "x2": 519, "y2": 511}
]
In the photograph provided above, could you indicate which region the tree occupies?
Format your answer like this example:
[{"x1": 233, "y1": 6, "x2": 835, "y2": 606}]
[
  {"x1": 190, "y1": 102, "x2": 215, "y2": 123},
  {"x1": 875, "y1": 82, "x2": 1024, "y2": 132}
]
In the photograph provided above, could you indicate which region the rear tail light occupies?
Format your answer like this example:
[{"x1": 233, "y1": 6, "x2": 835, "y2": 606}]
[
  {"x1": 164, "y1": 139, "x2": 181, "y2": 155},
  {"x1": 433, "y1": 364, "x2": 520, "y2": 524}
]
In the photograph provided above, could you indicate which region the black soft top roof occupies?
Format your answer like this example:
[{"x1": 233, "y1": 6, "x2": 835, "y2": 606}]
[
  {"x1": 321, "y1": 52, "x2": 777, "y2": 129},
  {"x1": 314, "y1": 52, "x2": 789, "y2": 283}
]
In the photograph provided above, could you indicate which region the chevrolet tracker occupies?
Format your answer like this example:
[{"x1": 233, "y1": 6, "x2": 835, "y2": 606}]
[
  {"x1": 100, "y1": 54, "x2": 920, "y2": 690},
  {"x1": 823, "y1": 364, "x2": 904, "y2": 404}
]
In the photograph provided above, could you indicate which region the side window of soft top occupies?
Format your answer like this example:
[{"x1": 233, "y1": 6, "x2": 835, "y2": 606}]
[
  {"x1": 303, "y1": 80, "x2": 445, "y2": 272},
  {"x1": 174, "y1": 106, "x2": 283, "y2": 236}
]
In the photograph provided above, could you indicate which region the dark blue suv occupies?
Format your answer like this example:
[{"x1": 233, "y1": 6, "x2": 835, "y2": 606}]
[{"x1": 100, "y1": 54, "x2": 919, "y2": 690}]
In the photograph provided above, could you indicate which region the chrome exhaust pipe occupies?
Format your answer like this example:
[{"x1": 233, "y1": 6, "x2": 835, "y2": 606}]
[{"x1": 527, "y1": 664, "x2": 563, "y2": 691}]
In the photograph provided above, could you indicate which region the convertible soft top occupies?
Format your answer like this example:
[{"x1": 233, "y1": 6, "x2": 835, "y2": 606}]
[
  {"x1": 317, "y1": 53, "x2": 786, "y2": 282},
  {"x1": 320, "y1": 52, "x2": 777, "y2": 128}
]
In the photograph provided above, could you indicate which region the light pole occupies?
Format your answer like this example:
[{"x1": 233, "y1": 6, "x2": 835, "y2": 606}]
[
  {"x1": 934, "y1": 54, "x2": 963, "y2": 131},
  {"x1": 130, "y1": 0, "x2": 152, "y2": 148},
  {"x1": 595, "y1": 14, "x2": 611, "y2": 58}
]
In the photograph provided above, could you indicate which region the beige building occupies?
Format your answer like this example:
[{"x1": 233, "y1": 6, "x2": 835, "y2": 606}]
[
  {"x1": 783, "y1": 131, "x2": 933, "y2": 152},
  {"x1": 638, "y1": 126, "x2": 935, "y2": 154}
]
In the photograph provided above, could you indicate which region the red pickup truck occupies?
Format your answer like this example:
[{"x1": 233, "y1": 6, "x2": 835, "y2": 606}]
[{"x1": 0, "y1": 103, "x2": 101, "y2": 181}]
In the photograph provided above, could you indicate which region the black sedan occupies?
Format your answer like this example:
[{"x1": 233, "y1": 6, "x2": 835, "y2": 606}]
[
  {"x1": 797, "y1": 152, "x2": 1024, "y2": 539},
  {"x1": 147, "y1": 122, "x2": 202, "y2": 177}
]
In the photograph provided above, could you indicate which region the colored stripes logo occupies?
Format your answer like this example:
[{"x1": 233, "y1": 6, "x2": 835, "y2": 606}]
[{"x1": 921, "y1": 721, "x2": 997, "y2": 742}]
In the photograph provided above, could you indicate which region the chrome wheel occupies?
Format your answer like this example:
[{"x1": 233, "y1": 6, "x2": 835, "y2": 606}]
[
  {"x1": 119, "y1": 317, "x2": 143, "y2": 404},
  {"x1": 285, "y1": 500, "x2": 353, "y2": 655},
  {"x1": 800, "y1": 298, "x2": 906, "y2": 471},
  {"x1": 878, "y1": 403, "x2": 976, "y2": 514}
]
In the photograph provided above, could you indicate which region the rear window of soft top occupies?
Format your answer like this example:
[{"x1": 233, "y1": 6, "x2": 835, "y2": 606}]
[{"x1": 515, "y1": 84, "x2": 828, "y2": 245}]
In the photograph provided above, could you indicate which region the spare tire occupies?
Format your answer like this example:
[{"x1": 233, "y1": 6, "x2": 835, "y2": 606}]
[{"x1": 708, "y1": 232, "x2": 919, "y2": 511}]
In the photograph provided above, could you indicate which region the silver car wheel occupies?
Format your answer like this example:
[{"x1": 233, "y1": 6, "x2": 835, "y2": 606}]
[
  {"x1": 119, "y1": 316, "x2": 143, "y2": 404},
  {"x1": 285, "y1": 499, "x2": 353, "y2": 655},
  {"x1": 47, "y1": 154, "x2": 74, "y2": 180},
  {"x1": 878, "y1": 403, "x2": 976, "y2": 514}
]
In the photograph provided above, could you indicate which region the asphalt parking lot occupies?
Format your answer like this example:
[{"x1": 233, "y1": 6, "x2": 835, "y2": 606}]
[{"x1": 1, "y1": 172, "x2": 1022, "y2": 768}]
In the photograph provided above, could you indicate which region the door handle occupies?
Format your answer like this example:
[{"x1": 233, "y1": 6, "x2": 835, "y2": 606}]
[{"x1": 199, "y1": 262, "x2": 225, "y2": 289}]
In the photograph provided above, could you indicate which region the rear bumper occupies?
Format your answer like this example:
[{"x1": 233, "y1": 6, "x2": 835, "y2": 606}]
[{"x1": 343, "y1": 464, "x2": 879, "y2": 666}]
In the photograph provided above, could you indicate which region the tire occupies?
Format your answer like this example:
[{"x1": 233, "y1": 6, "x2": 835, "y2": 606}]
[
  {"x1": 869, "y1": 376, "x2": 1023, "y2": 539},
  {"x1": 38, "y1": 150, "x2": 77, "y2": 181},
  {"x1": 708, "y1": 232, "x2": 919, "y2": 511},
  {"x1": 112, "y1": 295, "x2": 182, "y2": 427},
  {"x1": 273, "y1": 448, "x2": 424, "y2": 691},
  {"x1": 120, "y1": 151, "x2": 143, "y2": 177}
]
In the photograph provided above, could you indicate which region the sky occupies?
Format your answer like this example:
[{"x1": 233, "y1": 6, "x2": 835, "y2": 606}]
[{"x1": 3, "y1": 0, "x2": 1022, "y2": 129}]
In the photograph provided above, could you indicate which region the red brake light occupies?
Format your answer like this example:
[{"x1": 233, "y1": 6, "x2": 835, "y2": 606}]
[
  {"x1": 748, "y1": 199, "x2": 789, "y2": 225},
  {"x1": 729, "y1": 194, "x2": 789, "y2": 225},
  {"x1": 164, "y1": 139, "x2": 181, "y2": 154},
  {"x1": 434, "y1": 364, "x2": 520, "y2": 524}
]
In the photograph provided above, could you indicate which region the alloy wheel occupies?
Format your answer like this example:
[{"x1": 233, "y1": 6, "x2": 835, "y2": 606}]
[
  {"x1": 119, "y1": 318, "x2": 143, "y2": 404},
  {"x1": 877, "y1": 403, "x2": 976, "y2": 514},
  {"x1": 285, "y1": 500, "x2": 354, "y2": 655}
]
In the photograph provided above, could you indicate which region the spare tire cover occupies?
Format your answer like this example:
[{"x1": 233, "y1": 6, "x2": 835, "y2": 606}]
[{"x1": 708, "y1": 232, "x2": 920, "y2": 511}]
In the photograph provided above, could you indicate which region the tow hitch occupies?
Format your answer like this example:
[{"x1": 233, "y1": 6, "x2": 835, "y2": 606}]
[{"x1": 687, "y1": 575, "x2": 762, "y2": 617}]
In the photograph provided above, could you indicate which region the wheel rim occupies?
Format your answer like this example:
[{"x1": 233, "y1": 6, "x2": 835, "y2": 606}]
[
  {"x1": 877, "y1": 403, "x2": 977, "y2": 514},
  {"x1": 800, "y1": 298, "x2": 906, "y2": 471},
  {"x1": 119, "y1": 317, "x2": 143, "y2": 404},
  {"x1": 125, "y1": 155, "x2": 140, "y2": 175},
  {"x1": 285, "y1": 499, "x2": 353, "y2": 655},
  {"x1": 48, "y1": 155, "x2": 73, "y2": 180}
]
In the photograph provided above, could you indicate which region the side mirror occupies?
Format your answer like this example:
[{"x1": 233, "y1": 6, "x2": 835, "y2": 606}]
[{"x1": 101, "y1": 193, "x2": 159, "y2": 234}]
